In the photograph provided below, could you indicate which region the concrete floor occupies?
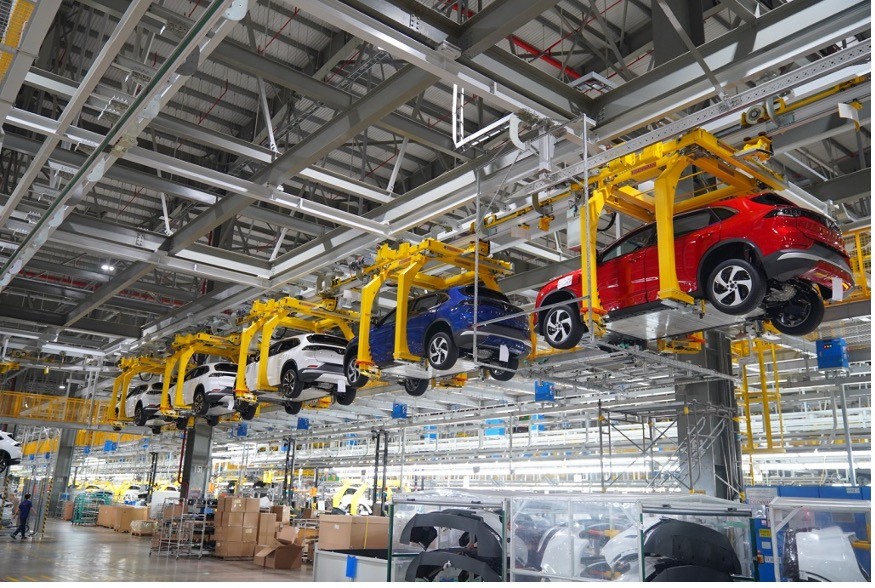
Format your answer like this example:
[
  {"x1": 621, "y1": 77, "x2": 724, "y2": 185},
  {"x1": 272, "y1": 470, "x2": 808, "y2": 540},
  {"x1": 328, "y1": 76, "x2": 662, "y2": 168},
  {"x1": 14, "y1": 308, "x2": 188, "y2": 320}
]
[{"x1": 0, "y1": 519, "x2": 315, "y2": 582}]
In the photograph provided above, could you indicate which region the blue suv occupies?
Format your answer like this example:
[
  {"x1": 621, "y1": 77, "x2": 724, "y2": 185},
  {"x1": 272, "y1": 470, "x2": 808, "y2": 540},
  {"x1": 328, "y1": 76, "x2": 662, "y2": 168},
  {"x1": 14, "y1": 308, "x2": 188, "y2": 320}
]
[{"x1": 344, "y1": 286, "x2": 531, "y2": 395}]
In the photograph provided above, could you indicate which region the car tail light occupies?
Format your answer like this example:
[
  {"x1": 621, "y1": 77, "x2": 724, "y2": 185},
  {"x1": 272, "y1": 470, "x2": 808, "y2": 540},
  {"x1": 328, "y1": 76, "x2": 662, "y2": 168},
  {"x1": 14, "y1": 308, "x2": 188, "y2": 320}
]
[{"x1": 765, "y1": 207, "x2": 804, "y2": 218}]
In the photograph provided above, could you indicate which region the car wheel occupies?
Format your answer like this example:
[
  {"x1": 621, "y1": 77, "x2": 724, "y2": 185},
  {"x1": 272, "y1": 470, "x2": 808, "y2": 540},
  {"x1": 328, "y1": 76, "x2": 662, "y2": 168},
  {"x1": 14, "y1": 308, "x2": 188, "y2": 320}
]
[
  {"x1": 344, "y1": 349, "x2": 369, "y2": 388},
  {"x1": 542, "y1": 304, "x2": 584, "y2": 349},
  {"x1": 770, "y1": 285, "x2": 825, "y2": 336},
  {"x1": 239, "y1": 403, "x2": 257, "y2": 421},
  {"x1": 206, "y1": 415, "x2": 219, "y2": 427},
  {"x1": 705, "y1": 259, "x2": 765, "y2": 315},
  {"x1": 403, "y1": 377, "x2": 428, "y2": 397},
  {"x1": 0, "y1": 451, "x2": 9, "y2": 474},
  {"x1": 284, "y1": 401, "x2": 302, "y2": 415},
  {"x1": 279, "y1": 364, "x2": 303, "y2": 399},
  {"x1": 175, "y1": 417, "x2": 188, "y2": 431},
  {"x1": 334, "y1": 387, "x2": 357, "y2": 406},
  {"x1": 134, "y1": 403, "x2": 147, "y2": 427},
  {"x1": 192, "y1": 387, "x2": 208, "y2": 416},
  {"x1": 151, "y1": 427, "x2": 163, "y2": 435},
  {"x1": 489, "y1": 357, "x2": 520, "y2": 382},
  {"x1": 426, "y1": 330, "x2": 458, "y2": 370}
]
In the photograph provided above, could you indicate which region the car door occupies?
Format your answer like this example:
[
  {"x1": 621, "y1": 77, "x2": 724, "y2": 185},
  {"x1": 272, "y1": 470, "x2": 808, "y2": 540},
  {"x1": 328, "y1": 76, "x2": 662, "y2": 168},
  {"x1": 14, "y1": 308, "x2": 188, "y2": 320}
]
[
  {"x1": 268, "y1": 338, "x2": 298, "y2": 386},
  {"x1": 406, "y1": 293, "x2": 443, "y2": 356},
  {"x1": 598, "y1": 225, "x2": 656, "y2": 311},
  {"x1": 644, "y1": 208, "x2": 727, "y2": 300},
  {"x1": 369, "y1": 308, "x2": 397, "y2": 364},
  {"x1": 182, "y1": 366, "x2": 205, "y2": 405},
  {"x1": 125, "y1": 385, "x2": 143, "y2": 416}
]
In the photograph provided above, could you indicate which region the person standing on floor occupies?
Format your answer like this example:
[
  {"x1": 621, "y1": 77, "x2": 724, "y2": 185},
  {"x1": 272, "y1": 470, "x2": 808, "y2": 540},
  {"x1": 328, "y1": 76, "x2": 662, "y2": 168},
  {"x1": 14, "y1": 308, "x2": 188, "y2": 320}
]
[{"x1": 10, "y1": 493, "x2": 32, "y2": 540}]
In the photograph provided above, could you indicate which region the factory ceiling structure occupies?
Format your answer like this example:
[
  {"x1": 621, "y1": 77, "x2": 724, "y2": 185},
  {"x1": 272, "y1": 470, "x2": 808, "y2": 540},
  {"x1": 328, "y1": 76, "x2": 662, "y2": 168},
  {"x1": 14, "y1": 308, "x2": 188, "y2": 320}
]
[{"x1": 0, "y1": 0, "x2": 870, "y2": 467}]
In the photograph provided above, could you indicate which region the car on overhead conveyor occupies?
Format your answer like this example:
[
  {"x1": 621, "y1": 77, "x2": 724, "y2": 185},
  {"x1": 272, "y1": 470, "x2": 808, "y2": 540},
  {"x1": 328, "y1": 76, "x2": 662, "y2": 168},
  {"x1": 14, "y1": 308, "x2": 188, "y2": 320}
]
[
  {"x1": 118, "y1": 381, "x2": 163, "y2": 427},
  {"x1": 0, "y1": 430, "x2": 22, "y2": 474},
  {"x1": 535, "y1": 193, "x2": 854, "y2": 349},
  {"x1": 244, "y1": 333, "x2": 355, "y2": 415},
  {"x1": 343, "y1": 286, "x2": 531, "y2": 396},
  {"x1": 169, "y1": 361, "x2": 238, "y2": 425}
]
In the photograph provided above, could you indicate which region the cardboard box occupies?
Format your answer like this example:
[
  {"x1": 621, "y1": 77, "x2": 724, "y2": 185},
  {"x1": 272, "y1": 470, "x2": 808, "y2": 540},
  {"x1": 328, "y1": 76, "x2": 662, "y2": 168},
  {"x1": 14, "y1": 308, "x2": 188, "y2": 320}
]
[
  {"x1": 270, "y1": 505, "x2": 291, "y2": 522},
  {"x1": 276, "y1": 526, "x2": 297, "y2": 545},
  {"x1": 294, "y1": 527, "x2": 318, "y2": 546},
  {"x1": 214, "y1": 510, "x2": 224, "y2": 526},
  {"x1": 245, "y1": 498, "x2": 261, "y2": 512},
  {"x1": 254, "y1": 544, "x2": 304, "y2": 570},
  {"x1": 317, "y1": 515, "x2": 389, "y2": 550},
  {"x1": 215, "y1": 541, "x2": 255, "y2": 558},
  {"x1": 161, "y1": 504, "x2": 184, "y2": 520},
  {"x1": 253, "y1": 544, "x2": 271, "y2": 566},
  {"x1": 62, "y1": 501, "x2": 74, "y2": 521},
  {"x1": 228, "y1": 498, "x2": 247, "y2": 513},
  {"x1": 225, "y1": 512, "x2": 244, "y2": 527},
  {"x1": 243, "y1": 511, "x2": 260, "y2": 528},
  {"x1": 257, "y1": 524, "x2": 278, "y2": 546},
  {"x1": 98, "y1": 505, "x2": 119, "y2": 528},
  {"x1": 216, "y1": 526, "x2": 243, "y2": 542},
  {"x1": 300, "y1": 508, "x2": 312, "y2": 519},
  {"x1": 258, "y1": 512, "x2": 277, "y2": 531},
  {"x1": 114, "y1": 506, "x2": 148, "y2": 532},
  {"x1": 242, "y1": 526, "x2": 258, "y2": 543}
]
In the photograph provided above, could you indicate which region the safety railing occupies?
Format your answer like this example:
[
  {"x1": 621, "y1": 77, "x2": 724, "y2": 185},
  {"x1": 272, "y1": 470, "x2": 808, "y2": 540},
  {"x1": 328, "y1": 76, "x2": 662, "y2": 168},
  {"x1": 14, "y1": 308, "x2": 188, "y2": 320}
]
[
  {"x1": 0, "y1": 390, "x2": 109, "y2": 425},
  {"x1": 0, "y1": 0, "x2": 35, "y2": 82},
  {"x1": 843, "y1": 226, "x2": 871, "y2": 302}
]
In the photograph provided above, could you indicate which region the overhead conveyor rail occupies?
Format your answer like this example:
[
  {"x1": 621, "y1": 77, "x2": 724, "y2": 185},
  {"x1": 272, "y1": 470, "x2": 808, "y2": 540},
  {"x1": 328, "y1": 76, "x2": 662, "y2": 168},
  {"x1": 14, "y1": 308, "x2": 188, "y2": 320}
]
[
  {"x1": 233, "y1": 296, "x2": 360, "y2": 407},
  {"x1": 353, "y1": 238, "x2": 514, "y2": 379}
]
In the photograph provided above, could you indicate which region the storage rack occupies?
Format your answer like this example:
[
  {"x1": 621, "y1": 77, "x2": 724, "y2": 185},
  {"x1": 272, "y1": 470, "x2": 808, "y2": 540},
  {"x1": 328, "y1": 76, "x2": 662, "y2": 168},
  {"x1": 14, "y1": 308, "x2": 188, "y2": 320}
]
[
  {"x1": 149, "y1": 498, "x2": 213, "y2": 559},
  {"x1": 72, "y1": 491, "x2": 112, "y2": 526}
]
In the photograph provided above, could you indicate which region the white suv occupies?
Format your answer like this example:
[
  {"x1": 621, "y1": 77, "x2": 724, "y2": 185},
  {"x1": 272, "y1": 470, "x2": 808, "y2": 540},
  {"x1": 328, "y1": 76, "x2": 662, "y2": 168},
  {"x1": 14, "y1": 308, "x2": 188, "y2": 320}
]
[
  {"x1": 0, "y1": 431, "x2": 22, "y2": 473},
  {"x1": 171, "y1": 362, "x2": 237, "y2": 422},
  {"x1": 120, "y1": 381, "x2": 163, "y2": 426},
  {"x1": 245, "y1": 334, "x2": 355, "y2": 415}
]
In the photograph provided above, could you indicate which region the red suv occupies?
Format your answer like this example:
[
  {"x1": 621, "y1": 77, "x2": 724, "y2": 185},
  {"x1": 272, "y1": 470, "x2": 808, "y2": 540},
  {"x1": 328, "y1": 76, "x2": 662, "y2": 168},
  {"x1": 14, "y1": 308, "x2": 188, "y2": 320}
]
[{"x1": 535, "y1": 193, "x2": 854, "y2": 347}]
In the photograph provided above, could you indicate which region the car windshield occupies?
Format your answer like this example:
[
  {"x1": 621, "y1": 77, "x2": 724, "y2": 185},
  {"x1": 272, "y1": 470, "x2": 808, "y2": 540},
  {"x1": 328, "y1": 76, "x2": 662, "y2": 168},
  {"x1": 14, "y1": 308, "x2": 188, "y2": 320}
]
[
  {"x1": 213, "y1": 363, "x2": 238, "y2": 373},
  {"x1": 306, "y1": 334, "x2": 346, "y2": 346},
  {"x1": 460, "y1": 286, "x2": 510, "y2": 303}
]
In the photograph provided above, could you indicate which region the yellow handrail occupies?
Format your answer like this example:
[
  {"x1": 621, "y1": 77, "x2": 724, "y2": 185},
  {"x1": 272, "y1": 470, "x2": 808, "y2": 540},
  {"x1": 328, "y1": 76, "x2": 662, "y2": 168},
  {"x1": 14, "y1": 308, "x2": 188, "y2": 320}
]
[{"x1": 0, "y1": 390, "x2": 108, "y2": 425}]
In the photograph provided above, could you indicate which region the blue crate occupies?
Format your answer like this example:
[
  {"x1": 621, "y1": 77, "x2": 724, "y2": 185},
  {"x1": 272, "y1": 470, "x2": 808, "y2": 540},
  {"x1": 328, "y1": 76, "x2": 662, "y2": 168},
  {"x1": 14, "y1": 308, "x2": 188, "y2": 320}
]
[
  {"x1": 816, "y1": 338, "x2": 849, "y2": 370},
  {"x1": 484, "y1": 418, "x2": 505, "y2": 436}
]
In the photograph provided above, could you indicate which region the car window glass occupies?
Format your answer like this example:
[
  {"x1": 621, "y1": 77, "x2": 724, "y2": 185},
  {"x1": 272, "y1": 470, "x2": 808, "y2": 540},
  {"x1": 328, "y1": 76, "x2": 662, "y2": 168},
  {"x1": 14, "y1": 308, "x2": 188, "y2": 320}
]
[
  {"x1": 600, "y1": 226, "x2": 655, "y2": 263},
  {"x1": 129, "y1": 386, "x2": 142, "y2": 397},
  {"x1": 411, "y1": 294, "x2": 438, "y2": 316},
  {"x1": 673, "y1": 211, "x2": 713, "y2": 238},
  {"x1": 712, "y1": 207, "x2": 737, "y2": 221},
  {"x1": 377, "y1": 308, "x2": 396, "y2": 326},
  {"x1": 184, "y1": 368, "x2": 198, "y2": 381},
  {"x1": 214, "y1": 362, "x2": 237, "y2": 373},
  {"x1": 751, "y1": 193, "x2": 792, "y2": 206}
]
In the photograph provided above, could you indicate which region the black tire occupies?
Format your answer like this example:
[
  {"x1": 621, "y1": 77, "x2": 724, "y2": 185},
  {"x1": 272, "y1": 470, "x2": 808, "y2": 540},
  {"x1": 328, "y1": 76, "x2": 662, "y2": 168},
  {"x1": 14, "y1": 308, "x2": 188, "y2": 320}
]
[
  {"x1": 284, "y1": 401, "x2": 302, "y2": 415},
  {"x1": 134, "y1": 403, "x2": 147, "y2": 427},
  {"x1": 151, "y1": 427, "x2": 162, "y2": 435},
  {"x1": 770, "y1": 285, "x2": 825, "y2": 336},
  {"x1": 192, "y1": 387, "x2": 208, "y2": 416},
  {"x1": 541, "y1": 304, "x2": 585, "y2": 349},
  {"x1": 0, "y1": 451, "x2": 9, "y2": 474},
  {"x1": 279, "y1": 364, "x2": 303, "y2": 399},
  {"x1": 239, "y1": 403, "x2": 257, "y2": 421},
  {"x1": 206, "y1": 416, "x2": 219, "y2": 427},
  {"x1": 344, "y1": 348, "x2": 369, "y2": 388},
  {"x1": 426, "y1": 330, "x2": 458, "y2": 370},
  {"x1": 403, "y1": 377, "x2": 428, "y2": 397},
  {"x1": 705, "y1": 259, "x2": 765, "y2": 315},
  {"x1": 489, "y1": 357, "x2": 520, "y2": 382},
  {"x1": 175, "y1": 417, "x2": 188, "y2": 431},
  {"x1": 335, "y1": 387, "x2": 357, "y2": 406}
]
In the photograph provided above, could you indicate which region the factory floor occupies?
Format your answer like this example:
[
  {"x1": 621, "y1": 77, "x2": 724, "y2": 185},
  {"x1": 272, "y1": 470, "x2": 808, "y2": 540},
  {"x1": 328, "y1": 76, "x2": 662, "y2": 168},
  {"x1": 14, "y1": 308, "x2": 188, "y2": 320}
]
[{"x1": 0, "y1": 519, "x2": 314, "y2": 582}]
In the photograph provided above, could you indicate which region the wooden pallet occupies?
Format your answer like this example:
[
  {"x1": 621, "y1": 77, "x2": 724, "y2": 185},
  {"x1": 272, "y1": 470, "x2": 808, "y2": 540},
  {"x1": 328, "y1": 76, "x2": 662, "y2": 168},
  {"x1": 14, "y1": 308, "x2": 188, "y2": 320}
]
[
  {"x1": 131, "y1": 530, "x2": 154, "y2": 537},
  {"x1": 211, "y1": 555, "x2": 251, "y2": 561}
]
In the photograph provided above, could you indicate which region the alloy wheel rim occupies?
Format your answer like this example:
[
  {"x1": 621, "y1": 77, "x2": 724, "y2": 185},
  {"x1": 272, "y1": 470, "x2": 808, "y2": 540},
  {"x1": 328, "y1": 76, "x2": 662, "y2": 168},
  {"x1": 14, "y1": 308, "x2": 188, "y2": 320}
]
[
  {"x1": 429, "y1": 335, "x2": 448, "y2": 364},
  {"x1": 347, "y1": 360, "x2": 359, "y2": 383},
  {"x1": 713, "y1": 265, "x2": 753, "y2": 307},
  {"x1": 193, "y1": 393, "x2": 204, "y2": 413},
  {"x1": 546, "y1": 309, "x2": 571, "y2": 342},
  {"x1": 281, "y1": 370, "x2": 296, "y2": 396}
]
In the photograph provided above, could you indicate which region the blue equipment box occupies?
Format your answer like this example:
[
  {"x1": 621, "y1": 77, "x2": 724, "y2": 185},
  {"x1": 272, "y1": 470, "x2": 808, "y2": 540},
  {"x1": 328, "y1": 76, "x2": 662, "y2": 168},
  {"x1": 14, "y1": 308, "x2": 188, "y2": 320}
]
[{"x1": 816, "y1": 338, "x2": 849, "y2": 370}]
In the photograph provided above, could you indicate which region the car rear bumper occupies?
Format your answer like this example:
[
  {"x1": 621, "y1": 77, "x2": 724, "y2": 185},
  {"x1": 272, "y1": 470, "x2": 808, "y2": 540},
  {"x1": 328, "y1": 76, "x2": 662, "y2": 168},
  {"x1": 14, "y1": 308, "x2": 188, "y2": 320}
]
[
  {"x1": 762, "y1": 244, "x2": 854, "y2": 289},
  {"x1": 9, "y1": 458, "x2": 21, "y2": 465},
  {"x1": 300, "y1": 364, "x2": 344, "y2": 384},
  {"x1": 455, "y1": 325, "x2": 532, "y2": 357}
]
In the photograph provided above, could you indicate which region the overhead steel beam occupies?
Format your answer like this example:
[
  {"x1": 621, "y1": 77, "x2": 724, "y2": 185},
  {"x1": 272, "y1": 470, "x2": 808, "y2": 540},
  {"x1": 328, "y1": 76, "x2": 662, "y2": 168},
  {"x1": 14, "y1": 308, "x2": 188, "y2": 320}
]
[
  {"x1": 808, "y1": 169, "x2": 872, "y2": 204},
  {"x1": 0, "y1": 301, "x2": 141, "y2": 339},
  {"x1": 8, "y1": 277, "x2": 170, "y2": 316},
  {"x1": 458, "y1": 0, "x2": 563, "y2": 57},
  {"x1": 593, "y1": 0, "x2": 870, "y2": 141},
  {"x1": 772, "y1": 101, "x2": 871, "y2": 155}
]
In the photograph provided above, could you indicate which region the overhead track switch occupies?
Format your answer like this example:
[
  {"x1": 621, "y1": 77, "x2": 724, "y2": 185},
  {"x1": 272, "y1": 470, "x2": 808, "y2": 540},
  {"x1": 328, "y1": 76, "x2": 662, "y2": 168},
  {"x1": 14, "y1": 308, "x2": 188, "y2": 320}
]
[
  {"x1": 354, "y1": 238, "x2": 513, "y2": 383},
  {"x1": 233, "y1": 297, "x2": 360, "y2": 415}
]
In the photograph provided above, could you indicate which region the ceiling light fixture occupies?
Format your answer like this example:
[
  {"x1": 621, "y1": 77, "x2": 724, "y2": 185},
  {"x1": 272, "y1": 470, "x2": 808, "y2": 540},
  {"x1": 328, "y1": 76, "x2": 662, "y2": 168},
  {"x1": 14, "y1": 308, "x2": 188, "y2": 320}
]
[{"x1": 101, "y1": 262, "x2": 116, "y2": 272}]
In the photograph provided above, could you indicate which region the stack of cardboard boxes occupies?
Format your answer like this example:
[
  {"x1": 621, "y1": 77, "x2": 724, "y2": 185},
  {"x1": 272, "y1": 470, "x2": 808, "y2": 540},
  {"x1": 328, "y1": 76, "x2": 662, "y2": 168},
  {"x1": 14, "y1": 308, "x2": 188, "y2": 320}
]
[{"x1": 213, "y1": 496, "x2": 262, "y2": 558}]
